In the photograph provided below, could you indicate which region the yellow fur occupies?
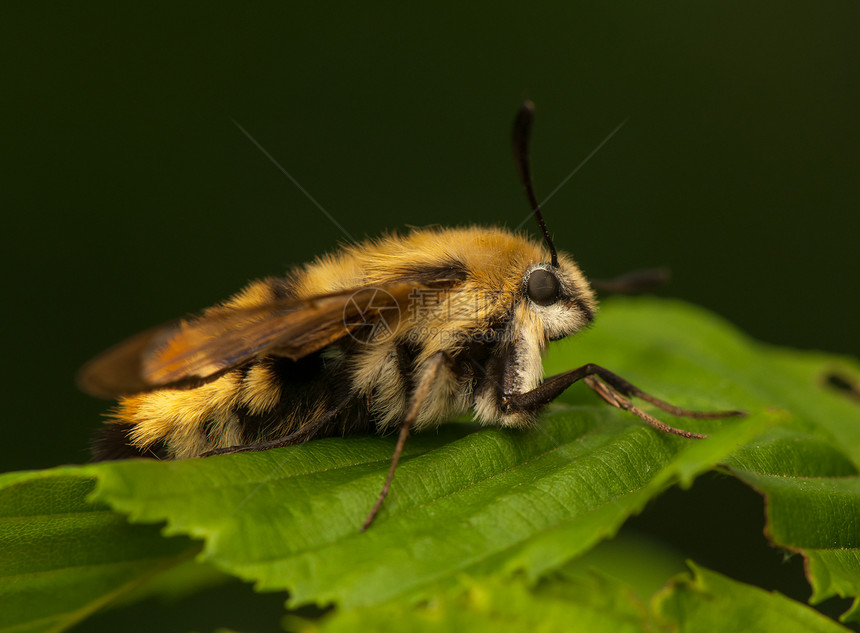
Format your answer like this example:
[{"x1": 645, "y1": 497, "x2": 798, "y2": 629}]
[
  {"x1": 107, "y1": 226, "x2": 596, "y2": 456},
  {"x1": 239, "y1": 364, "x2": 283, "y2": 415}
]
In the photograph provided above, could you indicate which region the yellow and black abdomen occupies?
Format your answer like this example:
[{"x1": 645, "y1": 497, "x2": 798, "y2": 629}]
[{"x1": 93, "y1": 347, "x2": 372, "y2": 460}]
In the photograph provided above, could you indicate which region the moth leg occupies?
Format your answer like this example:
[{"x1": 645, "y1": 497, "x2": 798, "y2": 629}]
[
  {"x1": 201, "y1": 403, "x2": 347, "y2": 457},
  {"x1": 361, "y1": 351, "x2": 447, "y2": 531},
  {"x1": 582, "y1": 375, "x2": 706, "y2": 439},
  {"x1": 503, "y1": 363, "x2": 744, "y2": 439}
]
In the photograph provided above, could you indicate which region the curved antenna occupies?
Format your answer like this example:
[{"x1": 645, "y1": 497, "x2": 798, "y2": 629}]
[{"x1": 512, "y1": 100, "x2": 558, "y2": 268}]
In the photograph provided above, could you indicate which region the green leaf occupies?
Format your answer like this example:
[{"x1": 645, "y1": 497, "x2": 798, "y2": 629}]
[
  {"x1": 3, "y1": 298, "x2": 860, "y2": 629},
  {"x1": 0, "y1": 469, "x2": 199, "y2": 633},
  {"x1": 85, "y1": 407, "x2": 767, "y2": 610},
  {"x1": 807, "y1": 551, "x2": 860, "y2": 622},
  {"x1": 723, "y1": 463, "x2": 860, "y2": 621},
  {"x1": 284, "y1": 569, "x2": 656, "y2": 633},
  {"x1": 289, "y1": 554, "x2": 851, "y2": 633},
  {"x1": 548, "y1": 298, "x2": 860, "y2": 620},
  {"x1": 557, "y1": 529, "x2": 689, "y2": 602},
  {"x1": 654, "y1": 562, "x2": 852, "y2": 632}
]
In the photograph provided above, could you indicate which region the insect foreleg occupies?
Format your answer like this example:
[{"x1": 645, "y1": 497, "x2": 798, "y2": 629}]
[{"x1": 503, "y1": 363, "x2": 744, "y2": 439}]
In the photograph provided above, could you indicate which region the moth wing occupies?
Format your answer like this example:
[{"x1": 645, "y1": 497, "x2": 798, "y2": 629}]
[{"x1": 78, "y1": 283, "x2": 417, "y2": 398}]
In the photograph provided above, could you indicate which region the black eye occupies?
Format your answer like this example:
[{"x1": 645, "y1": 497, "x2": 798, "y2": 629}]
[{"x1": 527, "y1": 269, "x2": 560, "y2": 305}]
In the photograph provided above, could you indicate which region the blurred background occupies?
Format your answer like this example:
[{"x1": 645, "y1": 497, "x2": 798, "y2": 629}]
[
  {"x1": 4, "y1": 3, "x2": 859, "y2": 628},
  {"x1": 3, "y1": 3, "x2": 858, "y2": 472}
]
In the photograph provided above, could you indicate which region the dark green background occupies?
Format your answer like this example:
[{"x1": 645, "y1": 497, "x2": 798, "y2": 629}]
[{"x1": 3, "y1": 3, "x2": 858, "y2": 472}]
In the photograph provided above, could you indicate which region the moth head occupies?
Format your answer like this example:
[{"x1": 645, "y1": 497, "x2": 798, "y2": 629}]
[
  {"x1": 521, "y1": 259, "x2": 595, "y2": 341},
  {"x1": 512, "y1": 101, "x2": 596, "y2": 340}
]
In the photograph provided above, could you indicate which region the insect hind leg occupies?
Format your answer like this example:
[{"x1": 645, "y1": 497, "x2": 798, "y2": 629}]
[{"x1": 201, "y1": 406, "x2": 344, "y2": 457}]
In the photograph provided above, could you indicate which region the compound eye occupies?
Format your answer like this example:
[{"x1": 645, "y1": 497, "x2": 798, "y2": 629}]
[{"x1": 527, "y1": 268, "x2": 560, "y2": 306}]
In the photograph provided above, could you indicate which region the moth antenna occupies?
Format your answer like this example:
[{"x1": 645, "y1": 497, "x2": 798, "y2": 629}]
[{"x1": 512, "y1": 100, "x2": 558, "y2": 268}]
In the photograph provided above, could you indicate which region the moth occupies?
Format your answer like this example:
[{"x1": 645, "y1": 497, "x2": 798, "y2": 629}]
[{"x1": 79, "y1": 102, "x2": 743, "y2": 529}]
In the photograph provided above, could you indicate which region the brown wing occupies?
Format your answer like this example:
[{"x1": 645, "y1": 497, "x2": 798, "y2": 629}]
[{"x1": 77, "y1": 283, "x2": 417, "y2": 398}]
